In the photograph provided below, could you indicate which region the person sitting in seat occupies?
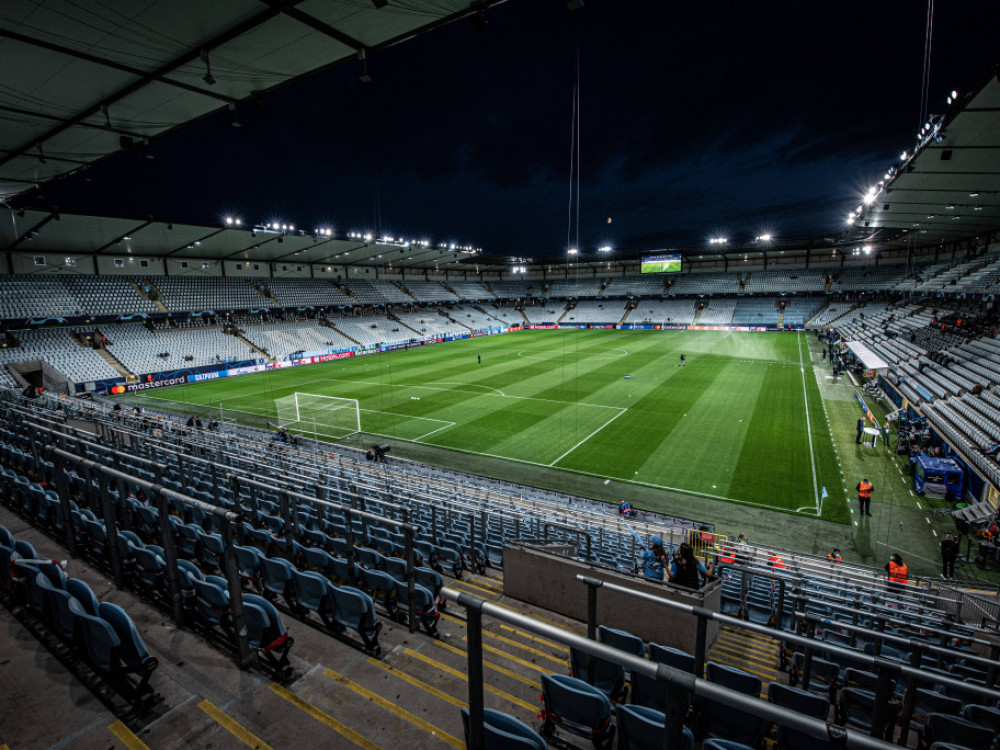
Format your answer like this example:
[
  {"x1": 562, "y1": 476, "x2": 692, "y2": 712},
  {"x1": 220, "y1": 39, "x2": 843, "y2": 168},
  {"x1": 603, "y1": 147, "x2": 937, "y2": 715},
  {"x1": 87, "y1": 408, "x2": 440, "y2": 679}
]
[{"x1": 618, "y1": 499, "x2": 636, "y2": 519}]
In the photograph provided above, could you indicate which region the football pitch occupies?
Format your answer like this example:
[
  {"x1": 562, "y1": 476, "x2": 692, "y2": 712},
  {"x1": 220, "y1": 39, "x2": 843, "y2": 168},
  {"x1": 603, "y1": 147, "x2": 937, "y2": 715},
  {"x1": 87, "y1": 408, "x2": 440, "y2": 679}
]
[{"x1": 123, "y1": 329, "x2": 848, "y2": 523}]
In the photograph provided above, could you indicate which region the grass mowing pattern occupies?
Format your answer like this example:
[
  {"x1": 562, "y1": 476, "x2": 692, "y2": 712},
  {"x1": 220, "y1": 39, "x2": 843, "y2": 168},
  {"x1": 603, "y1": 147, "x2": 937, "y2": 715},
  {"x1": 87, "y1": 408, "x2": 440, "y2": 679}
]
[{"x1": 123, "y1": 330, "x2": 849, "y2": 523}]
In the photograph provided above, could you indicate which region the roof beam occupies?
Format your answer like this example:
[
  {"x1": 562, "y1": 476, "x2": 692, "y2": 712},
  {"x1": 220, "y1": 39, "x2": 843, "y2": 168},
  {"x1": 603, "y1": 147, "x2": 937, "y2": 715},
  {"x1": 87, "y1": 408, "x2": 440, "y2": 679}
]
[
  {"x1": 222, "y1": 235, "x2": 280, "y2": 259},
  {"x1": 164, "y1": 228, "x2": 227, "y2": 257},
  {"x1": 258, "y1": 1, "x2": 364, "y2": 51},
  {"x1": 0, "y1": 103, "x2": 151, "y2": 140},
  {"x1": 271, "y1": 236, "x2": 337, "y2": 262},
  {"x1": 5, "y1": 210, "x2": 59, "y2": 250},
  {"x1": 0, "y1": 29, "x2": 235, "y2": 105},
  {"x1": 0, "y1": 0, "x2": 309, "y2": 171},
  {"x1": 94, "y1": 218, "x2": 155, "y2": 254},
  {"x1": 0, "y1": 147, "x2": 88, "y2": 166}
]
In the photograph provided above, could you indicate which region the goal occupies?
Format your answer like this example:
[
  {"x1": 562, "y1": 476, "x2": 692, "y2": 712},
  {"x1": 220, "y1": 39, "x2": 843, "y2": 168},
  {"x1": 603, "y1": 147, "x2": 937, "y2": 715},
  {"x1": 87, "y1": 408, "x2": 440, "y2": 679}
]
[{"x1": 275, "y1": 393, "x2": 361, "y2": 440}]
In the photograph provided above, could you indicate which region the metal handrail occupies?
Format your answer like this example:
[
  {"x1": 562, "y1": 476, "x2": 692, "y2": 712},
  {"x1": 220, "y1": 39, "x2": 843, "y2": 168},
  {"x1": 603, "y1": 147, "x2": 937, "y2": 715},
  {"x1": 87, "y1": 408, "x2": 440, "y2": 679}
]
[{"x1": 444, "y1": 586, "x2": 901, "y2": 750}]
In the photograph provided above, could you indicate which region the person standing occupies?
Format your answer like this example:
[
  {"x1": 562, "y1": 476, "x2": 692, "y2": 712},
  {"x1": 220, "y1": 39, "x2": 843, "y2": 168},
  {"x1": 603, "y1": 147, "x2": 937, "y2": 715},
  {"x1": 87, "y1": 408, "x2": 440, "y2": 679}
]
[
  {"x1": 856, "y1": 417, "x2": 865, "y2": 444},
  {"x1": 477, "y1": 353, "x2": 481, "y2": 365},
  {"x1": 856, "y1": 478, "x2": 873, "y2": 516},
  {"x1": 940, "y1": 533, "x2": 959, "y2": 580},
  {"x1": 885, "y1": 553, "x2": 908, "y2": 589},
  {"x1": 826, "y1": 548, "x2": 843, "y2": 564},
  {"x1": 641, "y1": 536, "x2": 668, "y2": 581}
]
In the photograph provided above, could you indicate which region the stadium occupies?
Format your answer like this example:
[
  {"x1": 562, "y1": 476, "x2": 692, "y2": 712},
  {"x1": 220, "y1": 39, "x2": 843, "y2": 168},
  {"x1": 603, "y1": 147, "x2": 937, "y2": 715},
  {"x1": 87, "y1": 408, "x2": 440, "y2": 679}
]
[{"x1": 3, "y1": 2, "x2": 1000, "y2": 749}]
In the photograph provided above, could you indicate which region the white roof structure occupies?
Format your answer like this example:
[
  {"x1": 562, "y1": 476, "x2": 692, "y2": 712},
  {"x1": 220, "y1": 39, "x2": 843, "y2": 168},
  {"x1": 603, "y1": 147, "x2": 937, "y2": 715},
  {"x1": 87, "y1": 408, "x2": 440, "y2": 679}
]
[{"x1": 844, "y1": 340, "x2": 890, "y2": 374}]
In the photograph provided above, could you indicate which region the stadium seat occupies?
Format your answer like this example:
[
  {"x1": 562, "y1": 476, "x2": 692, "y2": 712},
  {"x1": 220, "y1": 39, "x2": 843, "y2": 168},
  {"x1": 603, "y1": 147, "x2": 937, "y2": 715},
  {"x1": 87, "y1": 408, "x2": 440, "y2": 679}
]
[
  {"x1": 241, "y1": 593, "x2": 292, "y2": 679},
  {"x1": 393, "y1": 580, "x2": 439, "y2": 637},
  {"x1": 569, "y1": 646, "x2": 627, "y2": 703},
  {"x1": 357, "y1": 568, "x2": 397, "y2": 615},
  {"x1": 460, "y1": 706, "x2": 547, "y2": 750},
  {"x1": 260, "y1": 556, "x2": 295, "y2": 605},
  {"x1": 41, "y1": 575, "x2": 80, "y2": 642},
  {"x1": 769, "y1": 682, "x2": 834, "y2": 750},
  {"x1": 598, "y1": 625, "x2": 645, "y2": 657},
  {"x1": 920, "y1": 713, "x2": 995, "y2": 750},
  {"x1": 702, "y1": 662, "x2": 767, "y2": 747},
  {"x1": 616, "y1": 704, "x2": 693, "y2": 750},
  {"x1": 192, "y1": 575, "x2": 232, "y2": 629},
  {"x1": 839, "y1": 687, "x2": 899, "y2": 740},
  {"x1": 66, "y1": 578, "x2": 101, "y2": 617},
  {"x1": 539, "y1": 673, "x2": 614, "y2": 749},
  {"x1": 963, "y1": 703, "x2": 1000, "y2": 734},
  {"x1": 330, "y1": 586, "x2": 382, "y2": 655},
  {"x1": 702, "y1": 741, "x2": 755, "y2": 750}
]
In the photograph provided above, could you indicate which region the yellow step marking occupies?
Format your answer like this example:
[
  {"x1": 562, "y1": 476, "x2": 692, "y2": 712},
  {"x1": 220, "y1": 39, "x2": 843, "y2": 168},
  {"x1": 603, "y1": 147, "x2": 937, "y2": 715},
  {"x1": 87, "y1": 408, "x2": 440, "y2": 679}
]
[
  {"x1": 714, "y1": 639, "x2": 778, "y2": 660},
  {"x1": 452, "y1": 579, "x2": 502, "y2": 597},
  {"x1": 198, "y1": 699, "x2": 274, "y2": 750},
  {"x1": 108, "y1": 721, "x2": 150, "y2": 750},
  {"x1": 434, "y1": 640, "x2": 540, "y2": 687},
  {"x1": 462, "y1": 637, "x2": 553, "y2": 673},
  {"x1": 440, "y1": 612, "x2": 468, "y2": 627},
  {"x1": 404, "y1": 648, "x2": 536, "y2": 713},
  {"x1": 499, "y1": 624, "x2": 569, "y2": 652},
  {"x1": 366, "y1": 657, "x2": 466, "y2": 709},
  {"x1": 268, "y1": 683, "x2": 379, "y2": 750},
  {"x1": 717, "y1": 631, "x2": 778, "y2": 649},
  {"x1": 489, "y1": 601, "x2": 585, "y2": 634},
  {"x1": 480, "y1": 631, "x2": 568, "y2": 666},
  {"x1": 721, "y1": 627, "x2": 777, "y2": 645},
  {"x1": 469, "y1": 576, "x2": 503, "y2": 592},
  {"x1": 324, "y1": 668, "x2": 462, "y2": 749},
  {"x1": 709, "y1": 647, "x2": 778, "y2": 671},
  {"x1": 708, "y1": 658, "x2": 778, "y2": 683}
]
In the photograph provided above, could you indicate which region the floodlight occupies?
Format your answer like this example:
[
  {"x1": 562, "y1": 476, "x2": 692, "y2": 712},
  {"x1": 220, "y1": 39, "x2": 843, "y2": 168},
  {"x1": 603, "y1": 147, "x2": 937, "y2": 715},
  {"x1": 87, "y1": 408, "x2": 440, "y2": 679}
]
[
  {"x1": 863, "y1": 246, "x2": 871, "y2": 255},
  {"x1": 225, "y1": 217, "x2": 233, "y2": 224},
  {"x1": 567, "y1": 248, "x2": 578, "y2": 255},
  {"x1": 235, "y1": 218, "x2": 241, "y2": 225},
  {"x1": 900, "y1": 151, "x2": 908, "y2": 160},
  {"x1": 951, "y1": 90, "x2": 958, "y2": 99},
  {"x1": 597, "y1": 246, "x2": 611, "y2": 252},
  {"x1": 757, "y1": 234, "x2": 772, "y2": 242}
]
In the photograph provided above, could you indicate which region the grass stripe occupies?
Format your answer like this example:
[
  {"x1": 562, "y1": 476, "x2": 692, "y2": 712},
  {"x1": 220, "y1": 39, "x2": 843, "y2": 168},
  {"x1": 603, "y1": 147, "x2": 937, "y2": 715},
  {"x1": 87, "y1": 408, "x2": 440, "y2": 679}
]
[
  {"x1": 323, "y1": 668, "x2": 462, "y2": 749},
  {"x1": 366, "y1": 657, "x2": 467, "y2": 709},
  {"x1": 403, "y1": 648, "x2": 537, "y2": 712},
  {"x1": 197, "y1": 699, "x2": 274, "y2": 750},
  {"x1": 107, "y1": 721, "x2": 149, "y2": 750},
  {"x1": 268, "y1": 683, "x2": 379, "y2": 750}
]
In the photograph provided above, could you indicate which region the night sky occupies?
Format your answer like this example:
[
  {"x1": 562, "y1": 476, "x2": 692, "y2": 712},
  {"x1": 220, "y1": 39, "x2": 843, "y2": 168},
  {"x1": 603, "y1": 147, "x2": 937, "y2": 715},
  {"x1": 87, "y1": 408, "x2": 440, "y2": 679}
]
[{"x1": 18, "y1": 1, "x2": 1000, "y2": 259}]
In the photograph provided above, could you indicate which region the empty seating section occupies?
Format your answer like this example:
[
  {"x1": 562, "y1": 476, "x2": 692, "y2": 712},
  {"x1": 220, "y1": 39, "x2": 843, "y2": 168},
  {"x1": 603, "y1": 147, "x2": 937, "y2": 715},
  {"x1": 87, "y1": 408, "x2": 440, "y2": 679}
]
[
  {"x1": 369, "y1": 280, "x2": 413, "y2": 304},
  {"x1": 446, "y1": 281, "x2": 492, "y2": 299},
  {"x1": 522, "y1": 303, "x2": 567, "y2": 324},
  {"x1": 611, "y1": 274, "x2": 665, "y2": 297},
  {"x1": 151, "y1": 276, "x2": 266, "y2": 311},
  {"x1": 547, "y1": 278, "x2": 605, "y2": 297},
  {"x1": 487, "y1": 280, "x2": 534, "y2": 298},
  {"x1": 402, "y1": 281, "x2": 456, "y2": 302},
  {"x1": 732, "y1": 298, "x2": 780, "y2": 326},
  {"x1": 834, "y1": 264, "x2": 912, "y2": 291},
  {"x1": 104, "y1": 322, "x2": 258, "y2": 375},
  {"x1": 394, "y1": 312, "x2": 469, "y2": 337},
  {"x1": 668, "y1": 271, "x2": 737, "y2": 295},
  {"x1": 447, "y1": 305, "x2": 504, "y2": 330},
  {"x1": 810, "y1": 302, "x2": 855, "y2": 327},
  {"x1": 744, "y1": 270, "x2": 826, "y2": 293},
  {"x1": 0, "y1": 274, "x2": 80, "y2": 318},
  {"x1": 267, "y1": 278, "x2": 354, "y2": 307},
  {"x1": 563, "y1": 300, "x2": 626, "y2": 324},
  {"x1": 0, "y1": 328, "x2": 119, "y2": 384},
  {"x1": 328, "y1": 316, "x2": 409, "y2": 348},
  {"x1": 241, "y1": 321, "x2": 356, "y2": 357},
  {"x1": 697, "y1": 299, "x2": 736, "y2": 325},
  {"x1": 629, "y1": 299, "x2": 697, "y2": 325},
  {"x1": 781, "y1": 298, "x2": 826, "y2": 326},
  {"x1": 341, "y1": 279, "x2": 390, "y2": 305},
  {"x1": 483, "y1": 305, "x2": 524, "y2": 325},
  {"x1": 62, "y1": 276, "x2": 158, "y2": 316}
]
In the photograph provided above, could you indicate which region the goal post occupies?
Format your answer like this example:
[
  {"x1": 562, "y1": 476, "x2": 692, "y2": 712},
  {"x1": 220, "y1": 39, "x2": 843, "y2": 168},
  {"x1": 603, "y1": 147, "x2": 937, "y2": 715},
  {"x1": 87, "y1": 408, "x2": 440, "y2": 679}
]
[{"x1": 274, "y1": 393, "x2": 361, "y2": 440}]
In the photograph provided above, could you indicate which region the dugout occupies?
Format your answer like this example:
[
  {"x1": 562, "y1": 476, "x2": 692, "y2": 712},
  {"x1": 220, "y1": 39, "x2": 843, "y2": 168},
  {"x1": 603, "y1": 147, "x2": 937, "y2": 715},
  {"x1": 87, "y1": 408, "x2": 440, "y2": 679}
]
[
  {"x1": 842, "y1": 340, "x2": 890, "y2": 378},
  {"x1": 913, "y1": 455, "x2": 964, "y2": 499}
]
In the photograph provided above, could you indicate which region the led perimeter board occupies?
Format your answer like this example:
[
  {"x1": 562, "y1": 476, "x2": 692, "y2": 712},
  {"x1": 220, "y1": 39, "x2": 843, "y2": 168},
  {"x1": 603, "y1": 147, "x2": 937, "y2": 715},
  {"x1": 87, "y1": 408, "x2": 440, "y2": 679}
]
[{"x1": 640, "y1": 252, "x2": 682, "y2": 274}]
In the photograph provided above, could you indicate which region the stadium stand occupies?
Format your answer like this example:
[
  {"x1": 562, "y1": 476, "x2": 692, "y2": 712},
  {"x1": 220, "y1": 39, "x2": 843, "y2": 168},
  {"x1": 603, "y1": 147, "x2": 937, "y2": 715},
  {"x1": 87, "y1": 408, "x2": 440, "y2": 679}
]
[
  {"x1": 400, "y1": 280, "x2": 457, "y2": 302},
  {"x1": 628, "y1": 299, "x2": 698, "y2": 326},
  {"x1": 522, "y1": 302, "x2": 568, "y2": 324},
  {"x1": 150, "y1": 276, "x2": 266, "y2": 311},
  {"x1": 562, "y1": 300, "x2": 627, "y2": 324},
  {"x1": 696, "y1": 298, "x2": 737, "y2": 325},
  {"x1": 732, "y1": 298, "x2": 781, "y2": 326},
  {"x1": 240, "y1": 320, "x2": 356, "y2": 358},
  {"x1": 267, "y1": 277, "x2": 355, "y2": 308},
  {"x1": 0, "y1": 328, "x2": 121, "y2": 384},
  {"x1": 103, "y1": 322, "x2": 259, "y2": 374}
]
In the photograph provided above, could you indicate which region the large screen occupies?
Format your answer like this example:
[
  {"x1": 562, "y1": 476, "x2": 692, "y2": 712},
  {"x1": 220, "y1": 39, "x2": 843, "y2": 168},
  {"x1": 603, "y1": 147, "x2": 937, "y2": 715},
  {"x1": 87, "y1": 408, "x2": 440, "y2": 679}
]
[{"x1": 640, "y1": 252, "x2": 682, "y2": 274}]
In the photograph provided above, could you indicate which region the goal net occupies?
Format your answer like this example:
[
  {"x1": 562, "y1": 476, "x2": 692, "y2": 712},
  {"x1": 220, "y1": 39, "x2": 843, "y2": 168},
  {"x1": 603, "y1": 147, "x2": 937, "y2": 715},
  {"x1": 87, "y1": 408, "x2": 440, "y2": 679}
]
[{"x1": 274, "y1": 393, "x2": 361, "y2": 440}]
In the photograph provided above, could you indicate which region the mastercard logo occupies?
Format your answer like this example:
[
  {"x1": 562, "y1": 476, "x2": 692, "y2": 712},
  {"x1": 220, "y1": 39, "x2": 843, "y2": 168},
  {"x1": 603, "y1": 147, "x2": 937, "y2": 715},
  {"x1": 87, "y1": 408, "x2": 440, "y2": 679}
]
[{"x1": 111, "y1": 385, "x2": 126, "y2": 394}]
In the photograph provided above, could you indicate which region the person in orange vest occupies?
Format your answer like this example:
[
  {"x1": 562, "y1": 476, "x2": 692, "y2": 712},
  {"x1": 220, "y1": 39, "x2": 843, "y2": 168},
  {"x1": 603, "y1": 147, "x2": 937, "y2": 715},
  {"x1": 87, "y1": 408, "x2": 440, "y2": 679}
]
[
  {"x1": 718, "y1": 545, "x2": 736, "y2": 564},
  {"x1": 826, "y1": 548, "x2": 842, "y2": 564},
  {"x1": 768, "y1": 551, "x2": 786, "y2": 569},
  {"x1": 885, "y1": 553, "x2": 908, "y2": 588},
  {"x1": 856, "y1": 478, "x2": 873, "y2": 516}
]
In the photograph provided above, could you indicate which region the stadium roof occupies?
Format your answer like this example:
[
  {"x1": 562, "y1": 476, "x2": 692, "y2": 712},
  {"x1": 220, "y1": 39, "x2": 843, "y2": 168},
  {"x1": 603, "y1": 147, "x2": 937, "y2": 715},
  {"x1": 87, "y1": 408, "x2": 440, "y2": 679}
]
[
  {"x1": 0, "y1": 0, "x2": 503, "y2": 201},
  {"x1": 848, "y1": 63, "x2": 1000, "y2": 250},
  {"x1": 0, "y1": 209, "x2": 483, "y2": 269}
]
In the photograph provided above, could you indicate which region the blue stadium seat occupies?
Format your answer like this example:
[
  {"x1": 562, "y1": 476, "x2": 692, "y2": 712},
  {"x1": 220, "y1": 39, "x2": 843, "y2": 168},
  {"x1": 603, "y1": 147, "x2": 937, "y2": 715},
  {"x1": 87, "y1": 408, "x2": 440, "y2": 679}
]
[
  {"x1": 260, "y1": 555, "x2": 295, "y2": 605},
  {"x1": 598, "y1": 625, "x2": 645, "y2": 657},
  {"x1": 303, "y1": 546, "x2": 335, "y2": 578},
  {"x1": 963, "y1": 704, "x2": 1000, "y2": 734},
  {"x1": 616, "y1": 704, "x2": 693, "y2": 750},
  {"x1": 132, "y1": 546, "x2": 165, "y2": 594},
  {"x1": 539, "y1": 673, "x2": 614, "y2": 749},
  {"x1": 921, "y1": 713, "x2": 995, "y2": 750},
  {"x1": 393, "y1": 580, "x2": 438, "y2": 637},
  {"x1": 702, "y1": 662, "x2": 767, "y2": 747},
  {"x1": 290, "y1": 569, "x2": 335, "y2": 622},
  {"x1": 234, "y1": 545, "x2": 263, "y2": 591},
  {"x1": 98, "y1": 601, "x2": 158, "y2": 700},
  {"x1": 357, "y1": 568, "x2": 397, "y2": 616},
  {"x1": 839, "y1": 687, "x2": 899, "y2": 739},
  {"x1": 192, "y1": 575, "x2": 231, "y2": 628},
  {"x1": 569, "y1": 646, "x2": 627, "y2": 703},
  {"x1": 66, "y1": 578, "x2": 100, "y2": 617},
  {"x1": 242, "y1": 593, "x2": 292, "y2": 679},
  {"x1": 768, "y1": 682, "x2": 834, "y2": 750},
  {"x1": 330, "y1": 585, "x2": 382, "y2": 655},
  {"x1": 40, "y1": 576, "x2": 79, "y2": 642},
  {"x1": 910, "y1": 689, "x2": 963, "y2": 734},
  {"x1": 460, "y1": 706, "x2": 547, "y2": 750}
]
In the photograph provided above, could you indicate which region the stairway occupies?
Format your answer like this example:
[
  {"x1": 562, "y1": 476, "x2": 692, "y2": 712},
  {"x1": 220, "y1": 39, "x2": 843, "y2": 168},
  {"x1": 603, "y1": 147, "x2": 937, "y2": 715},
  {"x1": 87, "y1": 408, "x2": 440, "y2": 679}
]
[
  {"x1": 393, "y1": 280, "x2": 419, "y2": 302},
  {"x1": 390, "y1": 313, "x2": 423, "y2": 336},
  {"x1": 132, "y1": 278, "x2": 168, "y2": 312},
  {"x1": 692, "y1": 301, "x2": 705, "y2": 325},
  {"x1": 776, "y1": 299, "x2": 785, "y2": 328},
  {"x1": 336, "y1": 282, "x2": 360, "y2": 304},
  {"x1": 518, "y1": 308, "x2": 530, "y2": 325},
  {"x1": 327, "y1": 320, "x2": 361, "y2": 346},
  {"x1": 556, "y1": 304, "x2": 572, "y2": 324},
  {"x1": 96, "y1": 346, "x2": 135, "y2": 381},
  {"x1": 482, "y1": 281, "x2": 499, "y2": 298},
  {"x1": 707, "y1": 625, "x2": 782, "y2": 695},
  {"x1": 618, "y1": 306, "x2": 633, "y2": 326},
  {"x1": 251, "y1": 281, "x2": 277, "y2": 304},
  {"x1": 233, "y1": 331, "x2": 269, "y2": 359}
]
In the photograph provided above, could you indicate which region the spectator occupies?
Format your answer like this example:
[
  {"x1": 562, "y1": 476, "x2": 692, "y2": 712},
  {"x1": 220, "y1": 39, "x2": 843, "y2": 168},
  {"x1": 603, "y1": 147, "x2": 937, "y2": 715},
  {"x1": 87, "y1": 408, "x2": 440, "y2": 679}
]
[
  {"x1": 885, "y1": 553, "x2": 908, "y2": 588},
  {"x1": 641, "y1": 536, "x2": 668, "y2": 581},
  {"x1": 826, "y1": 548, "x2": 842, "y2": 564},
  {"x1": 618, "y1": 499, "x2": 636, "y2": 519},
  {"x1": 940, "y1": 533, "x2": 959, "y2": 580},
  {"x1": 670, "y1": 542, "x2": 714, "y2": 588}
]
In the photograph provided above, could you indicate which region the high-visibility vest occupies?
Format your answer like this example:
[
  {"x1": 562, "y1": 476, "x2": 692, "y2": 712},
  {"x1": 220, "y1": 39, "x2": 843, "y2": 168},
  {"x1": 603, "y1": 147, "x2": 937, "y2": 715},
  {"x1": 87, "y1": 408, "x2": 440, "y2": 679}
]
[
  {"x1": 827, "y1": 553, "x2": 842, "y2": 564},
  {"x1": 719, "y1": 548, "x2": 736, "y2": 563},
  {"x1": 859, "y1": 482, "x2": 872, "y2": 499},
  {"x1": 769, "y1": 556, "x2": 786, "y2": 569},
  {"x1": 888, "y1": 561, "x2": 908, "y2": 584}
]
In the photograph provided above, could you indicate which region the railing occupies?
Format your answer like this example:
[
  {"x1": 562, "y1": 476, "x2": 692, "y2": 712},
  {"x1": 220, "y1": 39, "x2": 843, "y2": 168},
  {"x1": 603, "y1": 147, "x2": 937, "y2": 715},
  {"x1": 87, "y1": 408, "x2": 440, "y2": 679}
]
[
  {"x1": 576, "y1": 574, "x2": 1000, "y2": 746},
  {"x1": 445, "y1": 585, "x2": 902, "y2": 750}
]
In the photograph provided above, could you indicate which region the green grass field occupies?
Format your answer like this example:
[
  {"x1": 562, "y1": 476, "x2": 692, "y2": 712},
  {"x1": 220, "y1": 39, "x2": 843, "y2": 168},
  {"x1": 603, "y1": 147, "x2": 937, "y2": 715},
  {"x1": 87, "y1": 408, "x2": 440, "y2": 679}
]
[{"x1": 122, "y1": 329, "x2": 848, "y2": 523}]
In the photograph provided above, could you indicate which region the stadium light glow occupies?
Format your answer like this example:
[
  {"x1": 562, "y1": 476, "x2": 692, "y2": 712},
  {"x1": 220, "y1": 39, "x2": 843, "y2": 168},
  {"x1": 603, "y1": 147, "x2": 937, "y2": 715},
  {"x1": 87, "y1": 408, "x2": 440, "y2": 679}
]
[
  {"x1": 234, "y1": 218, "x2": 241, "y2": 225},
  {"x1": 597, "y1": 246, "x2": 612, "y2": 252},
  {"x1": 709, "y1": 237, "x2": 727, "y2": 245},
  {"x1": 863, "y1": 246, "x2": 871, "y2": 255},
  {"x1": 567, "y1": 248, "x2": 578, "y2": 255},
  {"x1": 225, "y1": 217, "x2": 233, "y2": 225},
  {"x1": 756, "y1": 234, "x2": 772, "y2": 242},
  {"x1": 900, "y1": 151, "x2": 908, "y2": 160}
]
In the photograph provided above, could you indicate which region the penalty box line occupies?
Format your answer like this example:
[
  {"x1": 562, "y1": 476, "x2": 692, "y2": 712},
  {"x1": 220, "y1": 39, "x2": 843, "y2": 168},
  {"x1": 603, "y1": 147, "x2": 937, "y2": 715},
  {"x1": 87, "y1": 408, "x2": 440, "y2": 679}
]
[{"x1": 548, "y1": 408, "x2": 629, "y2": 466}]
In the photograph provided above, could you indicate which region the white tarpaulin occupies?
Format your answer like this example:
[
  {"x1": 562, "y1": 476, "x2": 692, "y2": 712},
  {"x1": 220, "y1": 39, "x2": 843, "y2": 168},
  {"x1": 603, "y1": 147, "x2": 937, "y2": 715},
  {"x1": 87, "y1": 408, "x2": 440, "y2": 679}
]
[{"x1": 843, "y1": 341, "x2": 890, "y2": 375}]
